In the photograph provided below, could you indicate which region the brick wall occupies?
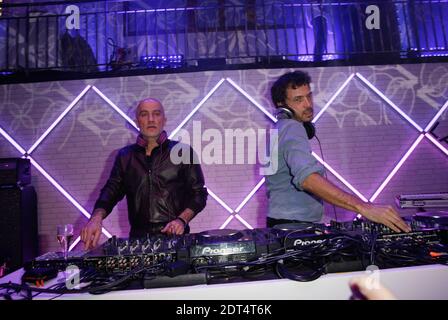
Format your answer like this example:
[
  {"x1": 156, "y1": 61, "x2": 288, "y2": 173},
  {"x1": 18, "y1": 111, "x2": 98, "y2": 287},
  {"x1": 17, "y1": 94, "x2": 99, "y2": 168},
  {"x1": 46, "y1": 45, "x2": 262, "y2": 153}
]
[{"x1": 0, "y1": 63, "x2": 447, "y2": 254}]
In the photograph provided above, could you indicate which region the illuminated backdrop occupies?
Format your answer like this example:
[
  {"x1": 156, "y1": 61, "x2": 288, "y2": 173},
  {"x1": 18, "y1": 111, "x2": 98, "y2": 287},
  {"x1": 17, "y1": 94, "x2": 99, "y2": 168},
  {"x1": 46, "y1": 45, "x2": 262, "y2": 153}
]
[{"x1": 0, "y1": 63, "x2": 447, "y2": 254}]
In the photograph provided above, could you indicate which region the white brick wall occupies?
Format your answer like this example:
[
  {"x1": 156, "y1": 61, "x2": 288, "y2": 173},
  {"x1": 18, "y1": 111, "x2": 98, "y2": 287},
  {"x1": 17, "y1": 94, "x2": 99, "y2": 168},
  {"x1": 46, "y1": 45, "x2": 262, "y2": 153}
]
[{"x1": 0, "y1": 63, "x2": 447, "y2": 254}]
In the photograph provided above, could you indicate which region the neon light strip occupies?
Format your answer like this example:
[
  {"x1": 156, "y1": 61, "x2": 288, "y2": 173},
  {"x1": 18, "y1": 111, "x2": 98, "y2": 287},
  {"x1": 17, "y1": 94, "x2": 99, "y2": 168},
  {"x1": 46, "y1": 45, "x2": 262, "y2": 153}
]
[
  {"x1": 369, "y1": 134, "x2": 425, "y2": 202},
  {"x1": 69, "y1": 236, "x2": 81, "y2": 251},
  {"x1": 425, "y1": 133, "x2": 448, "y2": 156},
  {"x1": 312, "y1": 73, "x2": 355, "y2": 123},
  {"x1": 219, "y1": 213, "x2": 254, "y2": 230},
  {"x1": 356, "y1": 73, "x2": 424, "y2": 132},
  {"x1": 234, "y1": 214, "x2": 253, "y2": 229},
  {"x1": 116, "y1": 7, "x2": 210, "y2": 14},
  {"x1": 169, "y1": 79, "x2": 226, "y2": 138},
  {"x1": 0, "y1": 126, "x2": 27, "y2": 154},
  {"x1": 219, "y1": 215, "x2": 234, "y2": 229},
  {"x1": 0, "y1": 128, "x2": 113, "y2": 247},
  {"x1": 235, "y1": 177, "x2": 265, "y2": 213},
  {"x1": 92, "y1": 86, "x2": 139, "y2": 131},
  {"x1": 226, "y1": 78, "x2": 278, "y2": 123},
  {"x1": 95, "y1": 84, "x2": 253, "y2": 234},
  {"x1": 27, "y1": 85, "x2": 92, "y2": 155},
  {"x1": 29, "y1": 157, "x2": 113, "y2": 238},
  {"x1": 312, "y1": 151, "x2": 368, "y2": 202},
  {"x1": 424, "y1": 100, "x2": 448, "y2": 132},
  {"x1": 205, "y1": 185, "x2": 234, "y2": 214}
]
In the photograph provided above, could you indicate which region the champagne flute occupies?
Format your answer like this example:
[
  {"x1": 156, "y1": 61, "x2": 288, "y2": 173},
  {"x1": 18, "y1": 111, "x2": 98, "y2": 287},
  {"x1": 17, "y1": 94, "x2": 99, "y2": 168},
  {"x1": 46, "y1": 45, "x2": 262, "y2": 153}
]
[{"x1": 57, "y1": 224, "x2": 74, "y2": 260}]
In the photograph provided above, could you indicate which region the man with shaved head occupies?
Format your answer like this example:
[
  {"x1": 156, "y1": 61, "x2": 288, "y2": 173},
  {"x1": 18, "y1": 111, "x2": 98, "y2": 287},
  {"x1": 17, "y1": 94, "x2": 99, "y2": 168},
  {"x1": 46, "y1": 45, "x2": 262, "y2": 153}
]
[{"x1": 81, "y1": 98, "x2": 208, "y2": 249}]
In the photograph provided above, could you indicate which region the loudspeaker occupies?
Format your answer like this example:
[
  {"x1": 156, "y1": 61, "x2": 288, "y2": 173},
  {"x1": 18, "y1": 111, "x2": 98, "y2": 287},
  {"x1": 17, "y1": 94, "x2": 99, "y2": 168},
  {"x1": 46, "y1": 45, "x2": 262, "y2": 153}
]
[
  {"x1": 0, "y1": 185, "x2": 38, "y2": 272},
  {"x1": 0, "y1": 158, "x2": 31, "y2": 187}
]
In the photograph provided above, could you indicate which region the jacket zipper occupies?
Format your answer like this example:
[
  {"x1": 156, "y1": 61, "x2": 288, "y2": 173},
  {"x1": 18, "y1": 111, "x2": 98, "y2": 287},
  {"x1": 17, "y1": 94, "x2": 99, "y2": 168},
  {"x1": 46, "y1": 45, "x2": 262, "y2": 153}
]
[{"x1": 148, "y1": 166, "x2": 152, "y2": 221}]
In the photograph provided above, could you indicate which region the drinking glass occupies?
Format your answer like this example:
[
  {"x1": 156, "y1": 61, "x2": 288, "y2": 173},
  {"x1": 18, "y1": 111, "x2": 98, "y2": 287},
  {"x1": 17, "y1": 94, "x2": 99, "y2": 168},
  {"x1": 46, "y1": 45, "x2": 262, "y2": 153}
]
[{"x1": 57, "y1": 224, "x2": 74, "y2": 260}]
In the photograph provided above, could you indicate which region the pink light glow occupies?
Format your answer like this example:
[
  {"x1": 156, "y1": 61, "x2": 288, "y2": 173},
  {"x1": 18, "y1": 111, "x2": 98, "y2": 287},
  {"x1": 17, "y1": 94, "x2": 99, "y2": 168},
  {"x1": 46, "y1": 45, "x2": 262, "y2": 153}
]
[
  {"x1": 424, "y1": 100, "x2": 448, "y2": 132},
  {"x1": 169, "y1": 79, "x2": 226, "y2": 139},
  {"x1": 313, "y1": 73, "x2": 356, "y2": 123},
  {"x1": 226, "y1": 78, "x2": 278, "y2": 123},
  {"x1": 28, "y1": 85, "x2": 92, "y2": 155},
  {"x1": 369, "y1": 134, "x2": 425, "y2": 202},
  {"x1": 0, "y1": 126, "x2": 26, "y2": 154},
  {"x1": 356, "y1": 73, "x2": 424, "y2": 132},
  {"x1": 425, "y1": 133, "x2": 448, "y2": 156},
  {"x1": 219, "y1": 215, "x2": 234, "y2": 230},
  {"x1": 312, "y1": 152, "x2": 368, "y2": 202},
  {"x1": 92, "y1": 86, "x2": 139, "y2": 131}
]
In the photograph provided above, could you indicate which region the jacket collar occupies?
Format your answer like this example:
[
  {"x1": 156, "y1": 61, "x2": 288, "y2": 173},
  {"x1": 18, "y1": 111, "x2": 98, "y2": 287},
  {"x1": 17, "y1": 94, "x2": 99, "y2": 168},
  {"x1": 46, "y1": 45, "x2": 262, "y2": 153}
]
[{"x1": 136, "y1": 130, "x2": 168, "y2": 148}]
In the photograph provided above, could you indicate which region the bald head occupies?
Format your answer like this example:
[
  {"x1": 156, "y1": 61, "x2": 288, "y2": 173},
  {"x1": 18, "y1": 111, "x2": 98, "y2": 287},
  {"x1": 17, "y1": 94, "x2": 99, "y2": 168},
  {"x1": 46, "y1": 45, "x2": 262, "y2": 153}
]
[
  {"x1": 136, "y1": 98, "x2": 165, "y2": 118},
  {"x1": 136, "y1": 98, "x2": 167, "y2": 140}
]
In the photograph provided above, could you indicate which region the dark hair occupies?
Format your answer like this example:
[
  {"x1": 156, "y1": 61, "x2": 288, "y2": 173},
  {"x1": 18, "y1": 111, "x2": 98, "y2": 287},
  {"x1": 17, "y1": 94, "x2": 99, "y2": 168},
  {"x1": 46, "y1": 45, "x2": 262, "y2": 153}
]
[{"x1": 271, "y1": 71, "x2": 311, "y2": 108}]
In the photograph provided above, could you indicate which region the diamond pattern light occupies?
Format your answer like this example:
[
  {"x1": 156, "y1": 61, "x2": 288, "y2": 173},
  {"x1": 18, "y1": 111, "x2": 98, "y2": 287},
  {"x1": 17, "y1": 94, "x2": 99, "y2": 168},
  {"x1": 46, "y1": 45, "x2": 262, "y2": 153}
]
[
  {"x1": 0, "y1": 70, "x2": 447, "y2": 246},
  {"x1": 218, "y1": 73, "x2": 448, "y2": 223}
]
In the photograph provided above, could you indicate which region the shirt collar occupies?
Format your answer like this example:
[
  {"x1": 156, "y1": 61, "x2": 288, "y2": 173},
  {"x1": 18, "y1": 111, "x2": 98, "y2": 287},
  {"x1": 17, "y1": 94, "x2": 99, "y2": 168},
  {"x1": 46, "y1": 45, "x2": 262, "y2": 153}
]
[{"x1": 136, "y1": 130, "x2": 168, "y2": 148}]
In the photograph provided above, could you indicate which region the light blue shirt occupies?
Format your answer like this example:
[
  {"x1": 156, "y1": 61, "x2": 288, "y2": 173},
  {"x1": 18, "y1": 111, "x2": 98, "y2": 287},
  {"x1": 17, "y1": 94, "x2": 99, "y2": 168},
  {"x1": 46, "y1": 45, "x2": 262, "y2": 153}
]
[{"x1": 265, "y1": 119, "x2": 325, "y2": 222}]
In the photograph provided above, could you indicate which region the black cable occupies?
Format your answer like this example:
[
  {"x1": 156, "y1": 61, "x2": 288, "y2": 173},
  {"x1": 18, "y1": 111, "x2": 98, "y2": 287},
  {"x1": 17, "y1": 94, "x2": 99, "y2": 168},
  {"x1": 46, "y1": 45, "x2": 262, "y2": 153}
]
[
  {"x1": 370, "y1": 232, "x2": 377, "y2": 265},
  {"x1": 0, "y1": 262, "x2": 166, "y2": 298},
  {"x1": 275, "y1": 259, "x2": 325, "y2": 282},
  {"x1": 314, "y1": 134, "x2": 338, "y2": 222},
  {"x1": 193, "y1": 235, "x2": 363, "y2": 282}
]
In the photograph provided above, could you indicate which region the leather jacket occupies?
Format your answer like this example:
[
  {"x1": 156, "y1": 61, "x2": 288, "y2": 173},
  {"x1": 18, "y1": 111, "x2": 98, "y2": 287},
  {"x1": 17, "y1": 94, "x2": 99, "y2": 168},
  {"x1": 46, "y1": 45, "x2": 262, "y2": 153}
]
[{"x1": 94, "y1": 134, "x2": 208, "y2": 235}]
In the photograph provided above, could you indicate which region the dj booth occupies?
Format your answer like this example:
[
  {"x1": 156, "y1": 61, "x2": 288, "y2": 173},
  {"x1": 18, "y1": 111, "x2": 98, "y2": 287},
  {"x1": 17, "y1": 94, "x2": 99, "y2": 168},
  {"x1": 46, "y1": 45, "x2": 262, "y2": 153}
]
[
  {"x1": 1, "y1": 264, "x2": 448, "y2": 300},
  {"x1": 1, "y1": 212, "x2": 448, "y2": 300}
]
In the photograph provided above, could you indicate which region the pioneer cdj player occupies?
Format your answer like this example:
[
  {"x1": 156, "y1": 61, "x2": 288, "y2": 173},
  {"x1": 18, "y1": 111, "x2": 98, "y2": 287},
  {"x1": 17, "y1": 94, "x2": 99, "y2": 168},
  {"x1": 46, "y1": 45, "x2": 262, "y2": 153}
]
[{"x1": 27, "y1": 212, "x2": 448, "y2": 290}]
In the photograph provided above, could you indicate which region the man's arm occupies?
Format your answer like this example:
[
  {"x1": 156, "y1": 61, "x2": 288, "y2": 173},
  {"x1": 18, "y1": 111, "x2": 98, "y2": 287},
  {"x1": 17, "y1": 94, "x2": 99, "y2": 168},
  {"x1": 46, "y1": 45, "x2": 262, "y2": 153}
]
[
  {"x1": 161, "y1": 208, "x2": 195, "y2": 235},
  {"x1": 184, "y1": 146, "x2": 208, "y2": 216},
  {"x1": 81, "y1": 152, "x2": 126, "y2": 249},
  {"x1": 162, "y1": 147, "x2": 208, "y2": 235},
  {"x1": 81, "y1": 208, "x2": 106, "y2": 250},
  {"x1": 302, "y1": 173, "x2": 411, "y2": 232},
  {"x1": 92, "y1": 152, "x2": 126, "y2": 216}
]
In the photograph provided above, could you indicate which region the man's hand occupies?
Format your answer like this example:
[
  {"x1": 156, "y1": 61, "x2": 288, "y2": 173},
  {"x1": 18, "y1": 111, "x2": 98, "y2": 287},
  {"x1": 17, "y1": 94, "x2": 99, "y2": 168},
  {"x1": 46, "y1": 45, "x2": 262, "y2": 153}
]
[
  {"x1": 81, "y1": 210, "x2": 104, "y2": 250},
  {"x1": 359, "y1": 204, "x2": 411, "y2": 233},
  {"x1": 302, "y1": 173, "x2": 411, "y2": 233},
  {"x1": 161, "y1": 218, "x2": 185, "y2": 235},
  {"x1": 349, "y1": 276, "x2": 396, "y2": 300}
]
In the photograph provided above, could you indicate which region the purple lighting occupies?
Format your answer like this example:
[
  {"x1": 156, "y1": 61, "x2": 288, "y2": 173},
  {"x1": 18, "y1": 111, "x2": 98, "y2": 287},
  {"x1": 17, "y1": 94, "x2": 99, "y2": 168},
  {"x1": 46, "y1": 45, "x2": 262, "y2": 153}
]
[
  {"x1": 0, "y1": 68, "x2": 446, "y2": 243},
  {"x1": 28, "y1": 157, "x2": 112, "y2": 239},
  {"x1": 0, "y1": 126, "x2": 27, "y2": 154},
  {"x1": 0, "y1": 90, "x2": 117, "y2": 251},
  {"x1": 235, "y1": 178, "x2": 266, "y2": 213},
  {"x1": 226, "y1": 78, "x2": 278, "y2": 123},
  {"x1": 169, "y1": 79, "x2": 226, "y2": 139},
  {"x1": 425, "y1": 133, "x2": 448, "y2": 156},
  {"x1": 27, "y1": 85, "x2": 92, "y2": 155},
  {"x1": 313, "y1": 73, "x2": 355, "y2": 123},
  {"x1": 310, "y1": 73, "x2": 447, "y2": 214},
  {"x1": 312, "y1": 152, "x2": 368, "y2": 202},
  {"x1": 355, "y1": 73, "x2": 424, "y2": 132},
  {"x1": 205, "y1": 186, "x2": 234, "y2": 214},
  {"x1": 424, "y1": 100, "x2": 448, "y2": 133},
  {"x1": 92, "y1": 86, "x2": 139, "y2": 131},
  {"x1": 369, "y1": 134, "x2": 425, "y2": 202}
]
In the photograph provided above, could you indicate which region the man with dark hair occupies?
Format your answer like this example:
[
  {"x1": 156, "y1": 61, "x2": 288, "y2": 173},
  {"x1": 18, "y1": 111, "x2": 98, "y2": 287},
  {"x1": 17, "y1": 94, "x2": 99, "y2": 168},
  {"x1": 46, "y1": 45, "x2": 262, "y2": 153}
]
[
  {"x1": 81, "y1": 98, "x2": 208, "y2": 249},
  {"x1": 265, "y1": 70, "x2": 410, "y2": 232}
]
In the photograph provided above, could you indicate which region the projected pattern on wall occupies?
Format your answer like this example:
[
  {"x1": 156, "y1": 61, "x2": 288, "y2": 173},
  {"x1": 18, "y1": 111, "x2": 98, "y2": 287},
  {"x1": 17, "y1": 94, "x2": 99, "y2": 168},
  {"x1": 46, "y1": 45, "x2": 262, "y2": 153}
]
[{"x1": 0, "y1": 66, "x2": 447, "y2": 252}]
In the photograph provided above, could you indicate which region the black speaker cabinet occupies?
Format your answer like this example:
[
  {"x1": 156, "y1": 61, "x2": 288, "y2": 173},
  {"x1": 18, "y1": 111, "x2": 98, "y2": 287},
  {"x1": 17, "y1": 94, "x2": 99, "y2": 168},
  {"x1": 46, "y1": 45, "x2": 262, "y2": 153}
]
[
  {"x1": 0, "y1": 185, "x2": 38, "y2": 272},
  {"x1": 0, "y1": 158, "x2": 31, "y2": 187}
]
